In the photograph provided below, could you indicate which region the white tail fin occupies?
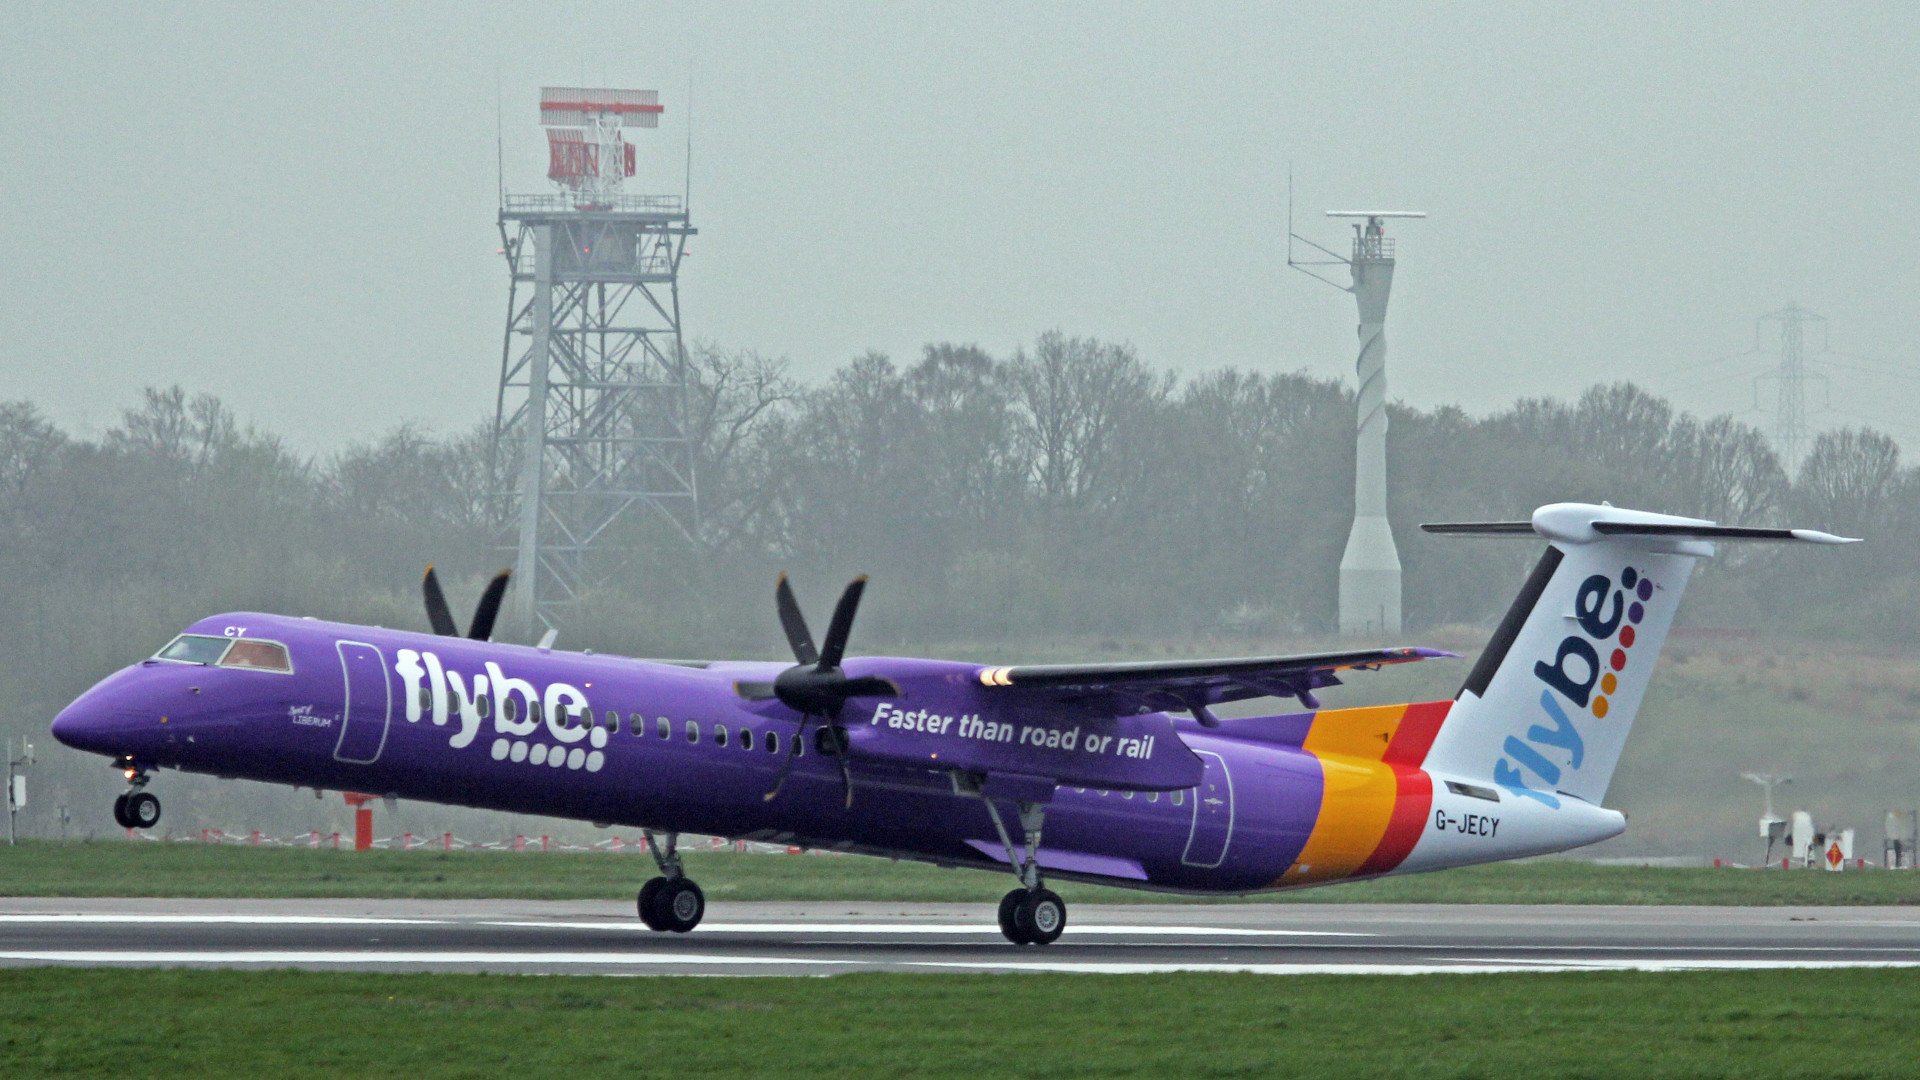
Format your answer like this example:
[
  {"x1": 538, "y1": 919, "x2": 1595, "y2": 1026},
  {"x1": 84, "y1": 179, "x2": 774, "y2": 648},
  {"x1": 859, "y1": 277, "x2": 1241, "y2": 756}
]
[{"x1": 1420, "y1": 503, "x2": 1856, "y2": 808}]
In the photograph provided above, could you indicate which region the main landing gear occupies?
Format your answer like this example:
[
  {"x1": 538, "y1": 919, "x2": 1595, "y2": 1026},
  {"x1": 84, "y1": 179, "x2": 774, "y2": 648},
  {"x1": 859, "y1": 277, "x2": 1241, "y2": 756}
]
[
  {"x1": 112, "y1": 768, "x2": 160, "y2": 830},
  {"x1": 636, "y1": 829, "x2": 705, "y2": 933},
  {"x1": 982, "y1": 798, "x2": 1066, "y2": 946}
]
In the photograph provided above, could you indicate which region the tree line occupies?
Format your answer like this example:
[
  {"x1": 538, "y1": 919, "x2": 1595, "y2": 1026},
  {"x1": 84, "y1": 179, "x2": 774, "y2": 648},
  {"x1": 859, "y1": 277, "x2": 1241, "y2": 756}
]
[{"x1": 1, "y1": 337, "x2": 1911, "y2": 714}]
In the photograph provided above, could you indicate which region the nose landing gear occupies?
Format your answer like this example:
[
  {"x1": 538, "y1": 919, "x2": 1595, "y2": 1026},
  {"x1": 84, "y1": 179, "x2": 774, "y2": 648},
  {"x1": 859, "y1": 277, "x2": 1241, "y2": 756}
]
[
  {"x1": 111, "y1": 767, "x2": 161, "y2": 830},
  {"x1": 636, "y1": 829, "x2": 705, "y2": 933}
]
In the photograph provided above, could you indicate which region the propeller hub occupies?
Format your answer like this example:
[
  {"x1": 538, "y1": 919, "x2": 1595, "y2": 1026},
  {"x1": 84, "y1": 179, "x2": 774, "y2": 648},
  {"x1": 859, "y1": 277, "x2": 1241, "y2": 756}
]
[{"x1": 772, "y1": 665, "x2": 851, "y2": 717}]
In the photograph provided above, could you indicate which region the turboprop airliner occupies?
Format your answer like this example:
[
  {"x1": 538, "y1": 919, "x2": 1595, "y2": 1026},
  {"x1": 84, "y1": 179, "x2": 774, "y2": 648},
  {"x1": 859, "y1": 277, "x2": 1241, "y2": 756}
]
[{"x1": 50, "y1": 503, "x2": 1852, "y2": 944}]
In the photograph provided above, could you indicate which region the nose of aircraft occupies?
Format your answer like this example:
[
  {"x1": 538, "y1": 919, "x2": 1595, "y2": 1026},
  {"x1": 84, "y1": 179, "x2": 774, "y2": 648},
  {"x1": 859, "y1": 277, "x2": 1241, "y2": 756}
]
[{"x1": 51, "y1": 668, "x2": 154, "y2": 757}]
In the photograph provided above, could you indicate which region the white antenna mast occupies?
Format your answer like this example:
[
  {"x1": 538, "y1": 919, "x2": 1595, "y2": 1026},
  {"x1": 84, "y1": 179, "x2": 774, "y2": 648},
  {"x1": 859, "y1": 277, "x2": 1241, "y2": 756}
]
[{"x1": 1288, "y1": 184, "x2": 1426, "y2": 636}]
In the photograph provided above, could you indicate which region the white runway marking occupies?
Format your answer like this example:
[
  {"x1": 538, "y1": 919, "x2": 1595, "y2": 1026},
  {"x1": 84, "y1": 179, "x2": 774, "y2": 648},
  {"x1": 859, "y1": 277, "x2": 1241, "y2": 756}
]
[
  {"x1": 0, "y1": 914, "x2": 432, "y2": 926},
  {"x1": 0, "y1": 951, "x2": 855, "y2": 967},
  {"x1": 478, "y1": 920, "x2": 1370, "y2": 937},
  {"x1": 6, "y1": 951, "x2": 1915, "y2": 976},
  {"x1": 902, "y1": 959, "x2": 1920, "y2": 975}
]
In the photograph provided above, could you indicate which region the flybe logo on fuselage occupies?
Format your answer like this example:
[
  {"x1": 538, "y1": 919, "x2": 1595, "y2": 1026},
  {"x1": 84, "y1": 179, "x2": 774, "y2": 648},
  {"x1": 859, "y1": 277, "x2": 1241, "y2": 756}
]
[
  {"x1": 391, "y1": 650, "x2": 607, "y2": 768},
  {"x1": 1495, "y1": 566, "x2": 1656, "y2": 807}
]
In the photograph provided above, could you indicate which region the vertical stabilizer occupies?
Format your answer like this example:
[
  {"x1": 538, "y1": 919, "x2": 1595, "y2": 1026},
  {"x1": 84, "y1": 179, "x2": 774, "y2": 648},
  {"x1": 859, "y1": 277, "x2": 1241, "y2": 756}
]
[{"x1": 1419, "y1": 503, "x2": 1857, "y2": 807}]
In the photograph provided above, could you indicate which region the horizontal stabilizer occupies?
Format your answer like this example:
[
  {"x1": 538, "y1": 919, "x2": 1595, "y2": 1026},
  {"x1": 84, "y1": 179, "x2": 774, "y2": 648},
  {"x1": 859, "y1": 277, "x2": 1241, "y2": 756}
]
[
  {"x1": 1419, "y1": 521, "x2": 1535, "y2": 537},
  {"x1": 1422, "y1": 503, "x2": 1860, "y2": 547},
  {"x1": 1589, "y1": 522, "x2": 1859, "y2": 545}
]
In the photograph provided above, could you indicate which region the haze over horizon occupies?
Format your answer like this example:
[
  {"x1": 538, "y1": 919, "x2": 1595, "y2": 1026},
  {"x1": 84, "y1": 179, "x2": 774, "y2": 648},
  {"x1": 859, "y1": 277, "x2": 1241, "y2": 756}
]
[{"x1": 3, "y1": 2, "x2": 1916, "y2": 458}]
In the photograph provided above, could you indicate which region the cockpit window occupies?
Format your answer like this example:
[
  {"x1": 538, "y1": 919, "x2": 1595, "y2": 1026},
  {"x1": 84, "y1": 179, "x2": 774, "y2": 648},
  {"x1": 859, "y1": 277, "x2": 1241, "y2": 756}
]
[
  {"x1": 219, "y1": 639, "x2": 293, "y2": 673},
  {"x1": 154, "y1": 634, "x2": 232, "y2": 665}
]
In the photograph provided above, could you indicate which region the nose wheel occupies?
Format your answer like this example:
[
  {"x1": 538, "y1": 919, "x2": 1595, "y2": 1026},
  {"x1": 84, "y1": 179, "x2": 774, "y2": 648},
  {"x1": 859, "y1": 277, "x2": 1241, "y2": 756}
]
[
  {"x1": 635, "y1": 829, "x2": 706, "y2": 933},
  {"x1": 112, "y1": 768, "x2": 161, "y2": 830},
  {"x1": 112, "y1": 791, "x2": 161, "y2": 830}
]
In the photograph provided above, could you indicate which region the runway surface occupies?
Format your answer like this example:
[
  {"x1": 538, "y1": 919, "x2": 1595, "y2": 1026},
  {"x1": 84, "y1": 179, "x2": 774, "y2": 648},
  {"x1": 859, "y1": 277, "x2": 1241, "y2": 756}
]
[{"x1": 4, "y1": 898, "x2": 1919, "y2": 976}]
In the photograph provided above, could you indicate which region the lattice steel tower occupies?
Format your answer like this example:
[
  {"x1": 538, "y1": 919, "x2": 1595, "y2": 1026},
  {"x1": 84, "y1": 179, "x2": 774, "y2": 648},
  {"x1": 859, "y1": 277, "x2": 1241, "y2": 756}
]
[
  {"x1": 493, "y1": 87, "x2": 697, "y2": 638},
  {"x1": 1756, "y1": 303, "x2": 1827, "y2": 476}
]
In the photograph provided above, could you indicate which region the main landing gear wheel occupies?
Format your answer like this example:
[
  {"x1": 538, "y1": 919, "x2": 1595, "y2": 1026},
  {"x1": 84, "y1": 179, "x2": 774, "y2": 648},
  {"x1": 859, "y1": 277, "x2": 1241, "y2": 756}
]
[
  {"x1": 998, "y1": 888, "x2": 1030, "y2": 944},
  {"x1": 644, "y1": 878, "x2": 705, "y2": 933},
  {"x1": 1016, "y1": 888, "x2": 1066, "y2": 945},
  {"x1": 979, "y1": 797, "x2": 1066, "y2": 945},
  {"x1": 998, "y1": 887, "x2": 1066, "y2": 945},
  {"x1": 637, "y1": 877, "x2": 670, "y2": 930},
  {"x1": 122, "y1": 792, "x2": 161, "y2": 830},
  {"x1": 635, "y1": 829, "x2": 703, "y2": 933},
  {"x1": 111, "y1": 794, "x2": 131, "y2": 829}
]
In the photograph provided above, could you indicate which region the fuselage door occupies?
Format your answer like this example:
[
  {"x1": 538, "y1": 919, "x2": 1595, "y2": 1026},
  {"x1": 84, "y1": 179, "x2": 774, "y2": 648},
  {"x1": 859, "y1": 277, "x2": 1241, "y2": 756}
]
[
  {"x1": 333, "y1": 640, "x2": 391, "y2": 764},
  {"x1": 1180, "y1": 749, "x2": 1234, "y2": 868}
]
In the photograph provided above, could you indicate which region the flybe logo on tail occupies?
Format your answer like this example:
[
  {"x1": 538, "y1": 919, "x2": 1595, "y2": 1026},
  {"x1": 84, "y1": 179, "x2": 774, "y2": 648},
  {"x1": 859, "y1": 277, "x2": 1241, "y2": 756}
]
[{"x1": 1496, "y1": 566, "x2": 1656, "y2": 807}]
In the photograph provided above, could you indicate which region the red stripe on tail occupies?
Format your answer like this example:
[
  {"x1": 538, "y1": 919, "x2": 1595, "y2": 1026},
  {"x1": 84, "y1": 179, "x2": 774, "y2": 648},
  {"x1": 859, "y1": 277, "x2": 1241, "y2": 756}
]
[{"x1": 1354, "y1": 701, "x2": 1452, "y2": 876}]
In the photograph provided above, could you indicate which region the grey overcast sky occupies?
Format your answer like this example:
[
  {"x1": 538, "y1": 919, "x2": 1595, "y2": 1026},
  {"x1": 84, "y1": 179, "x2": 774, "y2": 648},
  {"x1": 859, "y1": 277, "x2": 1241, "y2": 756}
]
[{"x1": 3, "y1": 2, "x2": 1917, "y2": 455}]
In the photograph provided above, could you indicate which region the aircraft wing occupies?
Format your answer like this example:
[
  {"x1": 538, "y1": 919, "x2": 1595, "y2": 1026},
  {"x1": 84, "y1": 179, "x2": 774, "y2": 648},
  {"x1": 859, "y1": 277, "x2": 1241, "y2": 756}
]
[{"x1": 972, "y1": 647, "x2": 1451, "y2": 719}]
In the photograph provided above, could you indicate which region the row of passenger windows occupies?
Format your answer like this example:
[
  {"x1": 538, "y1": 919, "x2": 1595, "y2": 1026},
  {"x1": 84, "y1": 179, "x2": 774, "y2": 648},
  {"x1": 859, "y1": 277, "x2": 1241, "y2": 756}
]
[
  {"x1": 415, "y1": 683, "x2": 801, "y2": 756},
  {"x1": 1073, "y1": 786, "x2": 1185, "y2": 806}
]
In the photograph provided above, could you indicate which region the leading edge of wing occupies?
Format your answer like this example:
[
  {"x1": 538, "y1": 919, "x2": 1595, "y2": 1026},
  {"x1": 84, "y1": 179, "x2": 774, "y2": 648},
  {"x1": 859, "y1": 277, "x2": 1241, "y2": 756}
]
[{"x1": 975, "y1": 647, "x2": 1454, "y2": 690}]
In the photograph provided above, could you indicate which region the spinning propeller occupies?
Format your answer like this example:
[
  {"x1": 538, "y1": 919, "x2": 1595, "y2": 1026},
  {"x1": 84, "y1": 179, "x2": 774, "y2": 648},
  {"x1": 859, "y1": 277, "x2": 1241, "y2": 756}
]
[
  {"x1": 737, "y1": 574, "x2": 897, "y2": 807},
  {"x1": 422, "y1": 566, "x2": 513, "y2": 641}
]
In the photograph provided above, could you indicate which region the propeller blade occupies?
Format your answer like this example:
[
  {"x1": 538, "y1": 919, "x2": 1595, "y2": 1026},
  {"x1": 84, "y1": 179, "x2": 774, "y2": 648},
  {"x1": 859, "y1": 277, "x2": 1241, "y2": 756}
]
[
  {"x1": 838, "y1": 751, "x2": 855, "y2": 809},
  {"x1": 422, "y1": 566, "x2": 458, "y2": 637},
  {"x1": 733, "y1": 681, "x2": 779, "y2": 701},
  {"x1": 467, "y1": 570, "x2": 512, "y2": 641},
  {"x1": 774, "y1": 574, "x2": 819, "y2": 666},
  {"x1": 762, "y1": 717, "x2": 809, "y2": 801},
  {"x1": 816, "y1": 576, "x2": 868, "y2": 671}
]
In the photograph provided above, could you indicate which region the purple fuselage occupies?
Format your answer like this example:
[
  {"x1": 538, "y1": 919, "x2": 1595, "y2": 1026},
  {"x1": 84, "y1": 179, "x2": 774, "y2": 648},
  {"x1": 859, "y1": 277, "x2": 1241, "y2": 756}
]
[{"x1": 53, "y1": 612, "x2": 1344, "y2": 893}]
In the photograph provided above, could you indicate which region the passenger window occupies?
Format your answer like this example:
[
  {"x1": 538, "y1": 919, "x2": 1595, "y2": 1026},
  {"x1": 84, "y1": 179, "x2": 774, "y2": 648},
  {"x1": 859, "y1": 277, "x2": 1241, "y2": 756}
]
[
  {"x1": 740, "y1": 728, "x2": 754, "y2": 751},
  {"x1": 765, "y1": 730, "x2": 780, "y2": 754},
  {"x1": 714, "y1": 724, "x2": 728, "y2": 748},
  {"x1": 685, "y1": 720, "x2": 700, "y2": 744},
  {"x1": 1148, "y1": 791, "x2": 1159, "y2": 803},
  {"x1": 418, "y1": 686, "x2": 432, "y2": 713},
  {"x1": 1172, "y1": 790, "x2": 1185, "y2": 807},
  {"x1": 1123, "y1": 791, "x2": 1135, "y2": 800},
  {"x1": 656, "y1": 716, "x2": 669, "y2": 739},
  {"x1": 155, "y1": 634, "x2": 231, "y2": 665},
  {"x1": 605, "y1": 710, "x2": 619, "y2": 733},
  {"x1": 477, "y1": 693, "x2": 491, "y2": 718},
  {"x1": 629, "y1": 712, "x2": 643, "y2": 736},
  {"x1": 503, "y1": 697, "x2": 519, "y2": 724},
  {"x1": 530, "y1": 701, "x2": 543, "y2": 726},
  {"x1": 218, "y1": 639, "x2": 292, "y2": 673}
]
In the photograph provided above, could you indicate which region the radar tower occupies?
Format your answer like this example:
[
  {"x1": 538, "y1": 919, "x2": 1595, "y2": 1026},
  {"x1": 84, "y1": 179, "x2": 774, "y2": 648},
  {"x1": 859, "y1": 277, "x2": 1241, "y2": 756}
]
[{"x1": 492, "y1": 87, "x2": 698, "y2": 638}]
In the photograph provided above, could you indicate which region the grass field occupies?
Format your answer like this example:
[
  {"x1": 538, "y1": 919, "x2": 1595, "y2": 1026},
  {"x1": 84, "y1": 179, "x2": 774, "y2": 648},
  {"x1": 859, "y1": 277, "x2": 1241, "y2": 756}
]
[
  {"x1": 3, "y1": 967, "x2": 1917, "y2": 1079},
  {"x1": 4, "y1": 839, "x2": 1920, "y2": 904}
]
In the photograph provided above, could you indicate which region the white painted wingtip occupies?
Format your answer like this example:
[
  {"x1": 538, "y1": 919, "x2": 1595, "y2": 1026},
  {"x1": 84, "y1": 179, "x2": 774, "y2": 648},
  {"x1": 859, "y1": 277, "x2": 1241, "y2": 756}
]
[{"x1": 1789, "y1": 529, "x2": 1861, "y2": 545}]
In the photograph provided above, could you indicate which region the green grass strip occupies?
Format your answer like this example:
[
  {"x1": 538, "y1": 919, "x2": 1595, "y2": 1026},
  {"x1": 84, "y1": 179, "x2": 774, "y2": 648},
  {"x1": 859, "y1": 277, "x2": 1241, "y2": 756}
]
[
  {"x1": 4, "y1": 840, "x2": 1920, "y2": 904},
  {"x1": 2, "y1": 967, "x2": 1917, "y2": 1079}
]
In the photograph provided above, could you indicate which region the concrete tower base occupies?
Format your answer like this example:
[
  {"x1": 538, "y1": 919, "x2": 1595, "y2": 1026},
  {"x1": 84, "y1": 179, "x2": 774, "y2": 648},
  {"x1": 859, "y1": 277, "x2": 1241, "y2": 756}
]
[{"x1": 1339, "y1": 514, "x2": 1402, "y2": 637}]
